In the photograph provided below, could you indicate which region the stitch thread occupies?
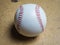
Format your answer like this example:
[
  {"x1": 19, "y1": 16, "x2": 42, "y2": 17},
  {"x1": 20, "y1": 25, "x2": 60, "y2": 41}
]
[
  {"x1": 35, "y1": 5, "x2": 44, "y2": 31},
  {"x1": 17, "y1": 6, "x2": 23, "y2": 29}
]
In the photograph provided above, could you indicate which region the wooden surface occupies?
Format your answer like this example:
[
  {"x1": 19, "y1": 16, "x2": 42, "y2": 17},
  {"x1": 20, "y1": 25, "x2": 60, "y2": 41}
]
[{"x1": 0, "y1": 0, "x2": 60, "y2": 45}]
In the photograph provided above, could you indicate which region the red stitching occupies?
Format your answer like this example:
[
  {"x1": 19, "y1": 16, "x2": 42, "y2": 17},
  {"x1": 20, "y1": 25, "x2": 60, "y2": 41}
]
[
  {"x1": 17, "y1": 5, "x2": 23, "y2": 29},
  {"x1": 35, "y1": 5, "x2": 44, "y2": 31}
]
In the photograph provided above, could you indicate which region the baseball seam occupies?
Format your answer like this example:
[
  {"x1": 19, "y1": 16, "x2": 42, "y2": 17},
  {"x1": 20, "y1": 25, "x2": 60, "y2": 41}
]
[
  {"x1": 17, "y1": 6, "x2": 23, "y2": 29},
  {"x1": 35, "y1": 5, "x2": 44, "y2": 31},
  {"x1": 16, "y1": 5, "x2": 44, "y2": 31}
]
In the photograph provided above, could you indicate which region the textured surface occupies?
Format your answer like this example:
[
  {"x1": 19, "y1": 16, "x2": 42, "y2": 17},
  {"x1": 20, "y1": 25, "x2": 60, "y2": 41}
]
[{"x1": 0, "y1": 0, "x2": 60, "y2": 45}]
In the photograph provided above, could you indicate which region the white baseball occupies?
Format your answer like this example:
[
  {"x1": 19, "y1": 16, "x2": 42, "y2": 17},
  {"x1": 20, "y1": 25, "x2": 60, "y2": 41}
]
[{"x1": 14, "y1": 4, "x2": 47, "y2": 37}]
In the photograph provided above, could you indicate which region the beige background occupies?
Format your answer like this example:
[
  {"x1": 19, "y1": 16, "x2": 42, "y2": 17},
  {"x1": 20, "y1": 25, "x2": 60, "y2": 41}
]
[{"x1": 0, "y1": 0, "x2": 60, "y2": 45}]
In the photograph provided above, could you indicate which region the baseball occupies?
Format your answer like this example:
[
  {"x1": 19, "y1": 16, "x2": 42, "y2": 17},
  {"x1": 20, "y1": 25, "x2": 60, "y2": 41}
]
[{"x1": 14, "y1": 4, "x2": 47, "y2": 37}]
